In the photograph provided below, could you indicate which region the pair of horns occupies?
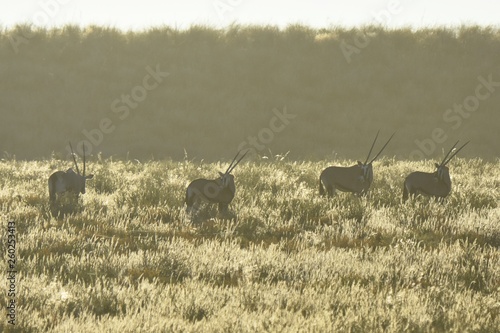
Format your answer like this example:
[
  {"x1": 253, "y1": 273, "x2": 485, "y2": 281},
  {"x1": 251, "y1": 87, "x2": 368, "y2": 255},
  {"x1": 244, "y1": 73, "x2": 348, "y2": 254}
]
[
  {"x1": 439, "y1": 140, "x2": 469, "y2": 167},
  {"x1": 364, "y1": 131, "x2": 396, "y2": 165},
  {"x1": 69, "y1": 142, "x2": 86, "y2": 176},
  {"x1": 225, "y1": 149, "x2": 249, "y2": 174}
]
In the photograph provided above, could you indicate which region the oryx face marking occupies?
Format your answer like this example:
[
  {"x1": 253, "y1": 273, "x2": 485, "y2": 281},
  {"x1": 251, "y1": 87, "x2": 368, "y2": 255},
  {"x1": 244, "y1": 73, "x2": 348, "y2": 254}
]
[
  {"x1": 435, "y1": 163, "x2": 449, "y2": 183},
  {"x1": 403, "y1": 141, "x2": 468, "y2": 201},
  {"x1": 218, "y1": 172, "x2": 234, "y2": 188},
  {"x1": 358, "y1": 162, "x2": 373, "y2": 184},
  {"x1": 319, "y1": 131, "x2": 394, "y2": 197}
]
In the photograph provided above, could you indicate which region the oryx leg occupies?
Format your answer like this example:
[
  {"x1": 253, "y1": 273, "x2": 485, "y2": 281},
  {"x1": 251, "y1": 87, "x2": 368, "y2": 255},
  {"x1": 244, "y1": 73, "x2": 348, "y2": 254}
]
[
  {"x1": 218, "y1": 202, "x2": 229, "y2": 213},
  {"x1": 402, "y1": 184, "x2": 409, "y2": 202},
  {"x1": 326, "y1": 185, "x2": 336, "y2": 198},
  {"x1": 48, "y1": 174, "x2": 57, "y2": 202},
  {"x1": 319, "y1": 178, "x2": 325, "y2": 196},
  {"x1": 185, "y1": 188, "x2": 200, "y2": 214},
  {"x1": 403, "y1": 183, "x2": 417, "y2": 202},
  {"x1": 185, "y1": 196, "x2": 194, "y2": 213},
  {"x1": 187, "y1": 198, "x2": 203, "y2": 216}
]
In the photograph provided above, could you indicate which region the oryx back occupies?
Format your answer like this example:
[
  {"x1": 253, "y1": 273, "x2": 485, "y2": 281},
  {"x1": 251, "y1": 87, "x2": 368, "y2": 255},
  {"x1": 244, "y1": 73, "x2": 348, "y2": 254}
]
[
  {"x1": 402, "y1": 140, "x2": 468, "y2": 201},
  {"x1": 48, "y1": 142, "x2": 94, "y2": 203},
  {"x1": 185, "y1": 150, "x2": 247, "y2": 214},
  {"x1": 186, "y1": 176, "x2": 236, "y2": 206},
  {"x1": 319, "y1": 131, "x2": 394, "y2": 197},
  {"x1": 320, "y1": 164, "x2": 372, "y2": 196},
  {"x1": 48, "y1": 169, "x2": 86, "y2": 201},
  {"x1": 403, "y1": 167, "x2": 451, "y2": 201}
]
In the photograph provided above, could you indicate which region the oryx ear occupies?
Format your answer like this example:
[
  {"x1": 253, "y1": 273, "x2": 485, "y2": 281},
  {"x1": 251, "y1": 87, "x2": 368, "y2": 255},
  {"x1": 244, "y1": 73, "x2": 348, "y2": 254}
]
[
  {"x1": 86, "y1": 174, "x2": 94, "y2": 180},
  {"x1": 434, "y1": 163, "x2": 440, "y2": 168},
  {"x1": 357, "y1": 161, "x2": 363, "y2": 166},
  {"x1": 218, "y1": 172, "x2": 224, "y2": 177}
]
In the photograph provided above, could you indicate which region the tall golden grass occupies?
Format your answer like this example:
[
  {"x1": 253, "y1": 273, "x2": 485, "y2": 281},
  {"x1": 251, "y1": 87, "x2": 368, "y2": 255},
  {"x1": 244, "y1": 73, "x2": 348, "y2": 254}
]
[{"x1": 0, "y1": 157, "x2": 498, "y2": 331}]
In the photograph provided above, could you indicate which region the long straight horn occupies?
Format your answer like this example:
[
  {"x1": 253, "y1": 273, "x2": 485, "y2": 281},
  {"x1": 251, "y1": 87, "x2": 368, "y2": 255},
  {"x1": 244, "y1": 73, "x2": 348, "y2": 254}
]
[
  {"x1": 83, "y1": 143, "x2": 86, "y2": 177},
  {"x1": 369, "y1": 131, "x2": 396, "y2": 164},
  {"x1": 225, "y1": 150, "x2": 241, "y2": 174},
  {"x1": 439, "y1": 140, "x2": 459, "y2": 166},
  {"x1": 364, "y1": 130, "x2": 379, "y2": 164},
  {"x1": 69, "y1": 142, "x2": 81, "y2": 175},
  {"x1": 227, "y1": 149, "x2": 249, "y2": 174},
  {"x1": 443, "y1": 141, "x2": 469, "y2": 166}
]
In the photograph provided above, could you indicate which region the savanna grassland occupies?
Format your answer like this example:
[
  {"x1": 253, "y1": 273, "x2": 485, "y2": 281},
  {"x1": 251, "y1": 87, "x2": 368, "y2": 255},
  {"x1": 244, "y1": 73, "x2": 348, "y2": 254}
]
[
  {"x1": 1, "y1": 23, "x2": 500, "y2": 332},
  {"x1": 0, "y1": 157, "x2": 499, "y2": 332}
]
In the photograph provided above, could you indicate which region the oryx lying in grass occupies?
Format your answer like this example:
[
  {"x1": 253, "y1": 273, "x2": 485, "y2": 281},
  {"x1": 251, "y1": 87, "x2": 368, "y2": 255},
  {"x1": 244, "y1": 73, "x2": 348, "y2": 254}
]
[
  {"x1": 403, "y1": 141, "x2": 469, "y2": 201},
  {"x1": 185, "y1": 150, "x2": 248, "y2": 214},
  {"x1": 319, "y1": 131, "x2": 395, "y2": 197},
  {"x1": 48, "y1": 143, "x2": 94, "y2": 202}
]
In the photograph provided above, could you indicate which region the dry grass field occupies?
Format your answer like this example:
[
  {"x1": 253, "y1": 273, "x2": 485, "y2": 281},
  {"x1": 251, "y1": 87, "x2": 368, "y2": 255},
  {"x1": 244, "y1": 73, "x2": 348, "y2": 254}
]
[
  {"x1": 1, "y1": 23, "x2": 499, "y2": 332},
  {"x1": 1, "y1": 157, "x2": 499, "y2": 332}
]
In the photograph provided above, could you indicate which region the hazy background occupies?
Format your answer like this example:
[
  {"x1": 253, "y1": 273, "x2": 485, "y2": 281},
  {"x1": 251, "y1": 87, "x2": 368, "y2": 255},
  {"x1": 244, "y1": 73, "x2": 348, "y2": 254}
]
[
  {"x1": 1, "y1": 1, "x2": 499, "y2": 161},
  {"x1": 2, "y1": 0, "x2": 500, "y2": 30}
]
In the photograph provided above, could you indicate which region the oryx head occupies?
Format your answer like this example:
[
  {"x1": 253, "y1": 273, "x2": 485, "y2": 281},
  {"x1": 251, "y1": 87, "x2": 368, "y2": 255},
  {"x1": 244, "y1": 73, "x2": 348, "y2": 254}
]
[
  {"x1": 356, "y1": 131, "x2": 395, "y2": 183},
  {"x1": 69, "y1": 142, "x2": 94, "y2": 194},
  {"x1": 434, "y1": 140, "x2": 469, "y2": 183},
  {"x1": 217, "y1": 150, "x2": 248, "y2": 187},
  {"x1": 356, "y1": 161, "x2": 373, "y2": 183}
]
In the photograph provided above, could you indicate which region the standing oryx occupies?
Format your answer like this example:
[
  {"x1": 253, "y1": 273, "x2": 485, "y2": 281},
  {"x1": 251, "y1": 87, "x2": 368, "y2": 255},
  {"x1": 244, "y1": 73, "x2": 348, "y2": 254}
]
[
  {"x1": 319, "y1": 131, "x2": 395, "y2": 197},
  {"x1": 402, "y1": 141, "x2": 469, "y2": 201},
  {"x1": 185, "y1": 150, "x2": 248, "y2": 213},
  {"x1": 48, "y1": 143, "x2": 94, "y2": 202}
]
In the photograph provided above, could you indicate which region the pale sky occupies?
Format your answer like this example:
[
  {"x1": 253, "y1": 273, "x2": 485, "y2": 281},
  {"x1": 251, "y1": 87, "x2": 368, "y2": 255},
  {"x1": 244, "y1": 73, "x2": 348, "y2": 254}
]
[{"x1": 1, "y1": 0, "x2": 499, "y2": 30}]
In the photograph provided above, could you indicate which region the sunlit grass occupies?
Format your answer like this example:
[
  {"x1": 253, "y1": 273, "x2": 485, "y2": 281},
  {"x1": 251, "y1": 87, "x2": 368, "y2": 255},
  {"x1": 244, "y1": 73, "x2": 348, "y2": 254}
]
[{"x1": 0, "y1": 158, "x2": 499, "y2": 332}]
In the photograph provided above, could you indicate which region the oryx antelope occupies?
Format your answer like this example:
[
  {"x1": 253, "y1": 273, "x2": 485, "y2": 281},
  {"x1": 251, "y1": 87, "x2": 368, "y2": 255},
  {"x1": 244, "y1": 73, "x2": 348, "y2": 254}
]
[
  {"x1": 319, "y1": 131, "x2": 395, "y2": 197},
  {"x1": 402, "y1": 141, "x2": 469, "y2": 201},
  {"x1": 185, "y1": 150, "x2": 248, "y2": 213},
  {"x1": 48, "y1": 143, "x2": 94, "y2": 202}
]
